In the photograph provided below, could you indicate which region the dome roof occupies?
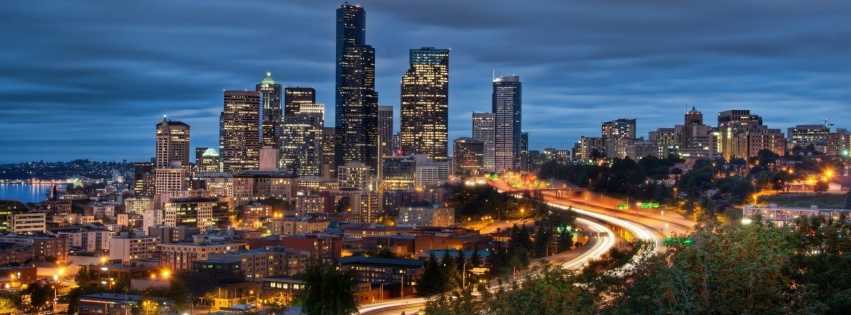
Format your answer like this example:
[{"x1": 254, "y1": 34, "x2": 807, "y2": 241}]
[
  {"x1": 260, "y1": 72, "x2": 276, "y2": 85},
  {"x1": 202, "y1": 148, "x2": 220, "y2": 157}
]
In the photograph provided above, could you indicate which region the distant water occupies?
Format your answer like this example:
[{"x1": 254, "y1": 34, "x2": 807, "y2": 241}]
[{"x1": 0, "y1": 184, "x2": 53, "y2": 203}]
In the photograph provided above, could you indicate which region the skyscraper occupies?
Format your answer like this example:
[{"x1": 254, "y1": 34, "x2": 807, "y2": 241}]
[
  {"x1": 284, "y1": 87, "x2": 316, "y2": 118},
  {"x1": 492, "y1": 75, "x2": 521, "y2": 172},
  {"x1": 472, "y1": 112, "x2": 496, "y2": 173},
  {"x1": 322, "y1": 127, "x2": 336, "y2": 179},
  {"x1": 378, "y1": 105, "x2": 394, "y2": 157},
  {"x1": 280, "y1": 104, "x2": 324, "y2": 177},
  {"x1": 220, "y1": 91, "x2": 261, "y2": 174},
  {"x1": 602, "y1": 118, "x2": 636, "y2": 158},
  {"x1": 336, "y1": 2, "x2": 379, "y2": 174},
  {"x1": 156, "y1": 117, "x2": 190, "y2": 169},
  {"x1": 400, "y1": 47, "x2": 450, "y2": 162},
  {"x1": 257, "y1": 73, "x2": 283, "y2": 148},
  {"x1": 453, "y1": 137, "x2": 484, "y2": 176}
]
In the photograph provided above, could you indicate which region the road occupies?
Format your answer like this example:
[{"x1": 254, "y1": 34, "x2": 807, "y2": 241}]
[{"x1": 358, "y1": 217, "x2": 616, "y2": 315}]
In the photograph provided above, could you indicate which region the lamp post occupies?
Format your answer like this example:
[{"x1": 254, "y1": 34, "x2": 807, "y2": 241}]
[
  {"x1": 462, "y1": 261, "x2": 468, "y2": 289},
  {"x1": 53, "y1": 275, "x2": 58, "y2": 315}
]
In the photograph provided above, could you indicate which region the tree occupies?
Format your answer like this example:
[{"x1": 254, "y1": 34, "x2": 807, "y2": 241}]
[
  {"x1": 469, "y1": 245, "x2": 482, "y2": 267},
  {"x1": 815, "y1": 181, "x2": 829, "y2": 194},
  {"x1": 417, "y1": 253, "x2": 444, "y2": 296},
  {"x1": 299, "y1": 259, "x2": 358, "y2": 315},
  {"x1": 15, "y1": 281, "x2": 53, "y2": 314},
  {"x1": 335, "y1": 196, "x2": 351, "y2": 213}
]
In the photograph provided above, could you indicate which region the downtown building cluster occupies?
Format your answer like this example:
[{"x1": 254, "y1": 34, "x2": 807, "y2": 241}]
[
  {"x1": 0, "y1": 3, "x2": 532, "y2": 313},
  {"x1": 573, "y1": 107, "x2": 851, "y2": 163}
]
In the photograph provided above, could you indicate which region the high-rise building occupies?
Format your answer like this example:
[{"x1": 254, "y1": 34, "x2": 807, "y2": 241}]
[
  {"x1": 682, "y1": 106, "x2": 703, "y2": 149},
  {"x1": 156, "y1": 117, "x2": 190, "y2": 169},
  {"x1": 284, "y1": 87, "x2": 316, "y2": 118},
  {"x1": 400, "y1": 47, "x2": 450, "y2": 162},
  {"x1": 378, "y1": 105, "x2": 394, "y2": 158},
  {"x1": 133, "y1": 162, "x2": 155, "y2": 196},
  {"x1": 520, "y1": 132, "x2": 529, "y2": 171},
  {"x1": 257, "y1": 73, "x2": 283, "y2": 149},
  {"x1": 280, "y1": 114, "x2": 323, "y2": 177},
  {"x1": 787, "y1": 124, "x2": 830, "y2": 153},
  {"x1": 472, "y1": 113, "x2": 496, "y2": 173},
  {"x1": 220, "y1": 91, "x2": 262, "y2": 174},
  {"x1": 322, "y1": 127, "x2": 336, "y2": 179},
  {"x1": 717, "y1": 110, "x2": 785, "y2": 160},
  {"x1": 336, "y1": 3, "x2": 379, "y2": 174},
  {"x1": 195, "y1": 148, "x2": 221, "y2": 174},
  {"x1": 827, "y1": 129, "x2": 851, "y2": 157},
  {"x1": 601, "y1": 118, "x2": 636, "y2": 159},
  {"x1": 453, "y1": 137, "x2": 484, "y2": 175},
  {"x1": 492, "y1": 75, "x2": 522, "y2": 172}
]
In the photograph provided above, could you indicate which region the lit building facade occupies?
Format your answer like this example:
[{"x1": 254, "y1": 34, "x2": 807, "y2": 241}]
[
  {"x1": 257, "y1": 73, "x2": 283, "y2": 149},
  {"x1": 336, "y1": 3, "x2": 379, "y2": 174},
  {"x1": 492, "y1": 76, "x2": 522, "y2": 172},
  {"x1": 221, "y1": 90, "x2": 262, "y2": 174},
  {"x1": 284, "y1": 87, "x2": 316, "y2": 118},
  {"x1": 400, "y1": 47, "x2": 449, "y2": 162},
  {"x1": 452, "y1": 137, "x2": 484, "y2": 175},
  {"x1": 472, "y1": 113, "x2": 496, "y2": 173}
]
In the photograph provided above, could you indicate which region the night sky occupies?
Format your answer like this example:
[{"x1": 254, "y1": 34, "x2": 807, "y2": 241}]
[{"x1": 1, "y1": 0, "x2": 850, "y2": 163}]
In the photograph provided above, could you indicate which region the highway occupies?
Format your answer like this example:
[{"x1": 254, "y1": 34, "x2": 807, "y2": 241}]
[
  {"x1": 359, "y1": 179, "x2": 679, "y2": 314},
  {"x1": 358, "y1": 217, "x2": 616, "y2": 315}
]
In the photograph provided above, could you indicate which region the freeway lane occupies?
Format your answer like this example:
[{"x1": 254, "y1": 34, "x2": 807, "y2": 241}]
[{"x1": 358, "y1": 217, "x2": 617, "y2": 315}]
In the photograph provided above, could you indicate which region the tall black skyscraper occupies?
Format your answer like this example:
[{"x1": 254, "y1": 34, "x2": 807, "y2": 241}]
[
  {"x1": 492, "y1": 75, "x2": 522, "y2": 172},
  {"x1": 336, "y1": 2, "x2": 379, "y2": 174},
  {"x1": 257, "y1": 72, "x2": 282, "y2": 149}
]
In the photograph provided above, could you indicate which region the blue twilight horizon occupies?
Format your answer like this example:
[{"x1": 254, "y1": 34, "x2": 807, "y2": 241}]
[{"x1": 0, "y1": 0, "x2": 849, "y2": 163}]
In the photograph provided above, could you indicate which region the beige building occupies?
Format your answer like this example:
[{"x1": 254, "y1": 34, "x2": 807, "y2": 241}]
[
  {"x1": 397, "y1": 205, "x2": 455, "y2": 227},
  {"x1": 209, "y1": 247, "x2": 311, "y2": 282},
  {"x1": 158, "y1": 235, "x2": 241, "y2": 272},
  {"x1": 109, "y1": 235, "x2": 158, "y2": 264},
  {"x1": 10, "y1": 212, "x2": 46, "y2": 234}
]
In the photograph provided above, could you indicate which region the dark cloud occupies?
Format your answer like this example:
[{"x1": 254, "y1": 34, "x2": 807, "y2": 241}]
[{"x1": 0, "y1": 0, "x2": 849, "y2": 162}]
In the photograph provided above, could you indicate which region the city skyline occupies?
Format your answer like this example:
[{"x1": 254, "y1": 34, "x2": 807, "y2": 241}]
[{"x1": 1, "y1": 0, "x2": 850, "y2": 163}]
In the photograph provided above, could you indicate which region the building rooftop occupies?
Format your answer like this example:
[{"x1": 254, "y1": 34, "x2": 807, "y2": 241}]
[{"x1": 337, "y1": 256, "x2": 426, "y2": 268}]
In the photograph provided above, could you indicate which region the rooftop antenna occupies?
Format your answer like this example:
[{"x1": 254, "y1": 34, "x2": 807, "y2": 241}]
[{"x1": 492, "y1": 69, "x2": 495, "y2": 81}]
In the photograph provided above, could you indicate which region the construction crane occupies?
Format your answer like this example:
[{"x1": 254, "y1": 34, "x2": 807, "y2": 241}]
[{"x1": 814, "y1": 119, "x2": 835, "y2": 128}]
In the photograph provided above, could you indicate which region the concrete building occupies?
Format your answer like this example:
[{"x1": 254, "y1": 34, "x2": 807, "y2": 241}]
[
  {"x1": 717, "y1": 110, "x2": 786, "y2": 160},
  {"x1": 787, "y1": 124, "x2": 830, "y2": 153},
  {"x1": 53, "y1": 224, "x2": 112, "y2": 252},
  {"x1": 0, "y1": 200, "x2": 29, "y2": 234},
  {"x1": 339, "y1": 161, "x2": 371, "y2": 192},
  {"x1": 10, "y1": 212, "x2": 46, "y2": 234},
  {"x1": 158, "y1": 235, "x2": 242, "y2": 272},
  {"x1": 0, "y1": 233, "x2": 69, "y2": 263},
  {"x1": 209, "y1": 247, "x2": 311, "y2": 282},
  {"x1": 397, "y1": 205, "x2": 455, "y2": 227},
  {"x1": 108, "y1": 235, "x2": 158, "y2": 264}
]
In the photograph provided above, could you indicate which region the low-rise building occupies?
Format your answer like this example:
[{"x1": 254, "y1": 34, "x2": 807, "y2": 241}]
[
  {"x1": 109, "y1": 235, "x2": 158, "y2": 264},
  {"x1": 397, "y1": 205, "x2": 455, "y2": 227},
  {"x1": 78, "y1": 293, "x2": 175, "y2": 315},
  {"x1": 158, "y1": 235, "x2": 242, "y2": 272},
  {"x1": 743, "y1": 205, "x2": 851, "y2": 226},
  {"x1": 10, "y1": 212, "x2": 46, "y2": 234}
]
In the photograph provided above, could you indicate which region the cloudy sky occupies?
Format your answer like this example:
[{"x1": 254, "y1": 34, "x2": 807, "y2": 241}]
[{"x1": 1, "y1": 0, "x2": 849, "y2": 163}]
